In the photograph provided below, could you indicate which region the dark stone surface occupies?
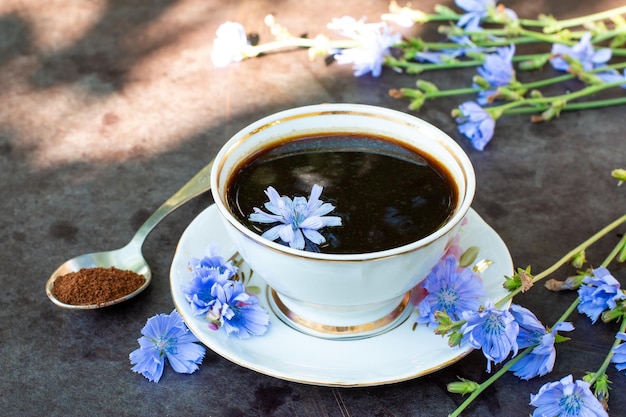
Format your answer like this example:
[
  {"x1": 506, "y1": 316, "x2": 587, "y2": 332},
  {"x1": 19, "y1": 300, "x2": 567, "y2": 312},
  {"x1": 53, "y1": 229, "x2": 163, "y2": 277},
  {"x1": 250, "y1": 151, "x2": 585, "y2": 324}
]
[{"x1": 1, "y1": 0, "x2": 625, "y2": 416}]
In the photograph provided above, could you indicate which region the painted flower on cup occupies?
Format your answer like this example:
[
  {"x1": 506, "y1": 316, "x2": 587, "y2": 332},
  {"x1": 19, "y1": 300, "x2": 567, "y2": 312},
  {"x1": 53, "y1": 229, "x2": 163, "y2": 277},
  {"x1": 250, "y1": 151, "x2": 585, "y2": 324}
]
[
  {"x1": 454, "y1": 101, "x2": 496, "y2": 151},
  {"x1": 415, "y1": 255, "x2": 486, "y2": 327},
  {"x1": 460, "y1": 301, "x2": 519, "y2": 372},
  {"x1": 550, "y1": 32, "x2": 612, "y2": 72},
  {"x1": 327, "y1": 16, "x2": 401, "y2": 77},
  {"x1": 249, "y1": 184, "x2": 342, "y2": 250},
  {"x1": 530, "y1": 374, "x2": 608, "y2": 417},
  {"x1": 129, "y1": 310, "x2": 206, "y2": 383},
  {"x1": 577, "y1": 267, "x2": 626, "y2": 323},
  {"x1": 508, "y1": 304, "x2": 574, "y2": 380}
]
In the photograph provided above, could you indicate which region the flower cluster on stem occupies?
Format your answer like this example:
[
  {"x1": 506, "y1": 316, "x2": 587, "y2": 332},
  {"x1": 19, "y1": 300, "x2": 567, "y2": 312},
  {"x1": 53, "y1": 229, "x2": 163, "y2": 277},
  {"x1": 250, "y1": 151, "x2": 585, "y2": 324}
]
[
  {"x1": 209, "y1": 1, "x2": 626, "y2": 151},
  {"x1": 181, "y1": 244, "x2": 270, "y2": 338},
  {"x1": 411, "y1": 171, "x2": 626, "y2": 416}
]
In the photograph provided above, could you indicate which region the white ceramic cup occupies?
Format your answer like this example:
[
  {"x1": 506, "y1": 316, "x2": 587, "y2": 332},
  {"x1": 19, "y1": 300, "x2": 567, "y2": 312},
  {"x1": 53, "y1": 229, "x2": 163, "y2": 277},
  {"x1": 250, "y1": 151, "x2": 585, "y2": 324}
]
[{"x1": 211, "y1": 103, "x2": 475, "y2": 339}]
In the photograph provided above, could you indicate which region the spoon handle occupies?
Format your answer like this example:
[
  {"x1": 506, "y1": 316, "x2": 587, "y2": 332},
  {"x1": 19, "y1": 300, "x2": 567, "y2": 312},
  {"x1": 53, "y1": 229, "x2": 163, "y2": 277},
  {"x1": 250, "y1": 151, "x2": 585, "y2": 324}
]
[{"x1": 130, "y1": 160, "x2": 214, "y2": 246}]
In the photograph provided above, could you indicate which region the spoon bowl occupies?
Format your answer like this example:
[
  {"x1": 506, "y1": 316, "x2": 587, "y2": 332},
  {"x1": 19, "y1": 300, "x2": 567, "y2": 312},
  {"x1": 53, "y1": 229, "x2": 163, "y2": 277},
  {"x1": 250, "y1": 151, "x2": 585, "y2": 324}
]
[
  {"x1": 46, "y1": 160, "x2": 214, "y2": 309},
  {"x1": 45, "y1": 241, "x2": 151, "y2": 309}
]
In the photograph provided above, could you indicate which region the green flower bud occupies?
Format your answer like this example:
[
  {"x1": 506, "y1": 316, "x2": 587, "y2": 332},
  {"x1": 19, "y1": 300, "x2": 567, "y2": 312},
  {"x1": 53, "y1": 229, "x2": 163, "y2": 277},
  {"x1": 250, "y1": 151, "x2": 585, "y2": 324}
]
[
  {"x1": 612, "y1": 168, "x2": 626, "y2": 186},
  {"x1": 409, "y1": 96, "x2": 426, "y2": 111},
  {"x1": 472, "y1": 75, "x2": 490, "y2": 89},
  {"x1": 447, "y1": 377, "x2": 479, "y2": 395},
  {"x1": 584, "y1": 372, "x2": 611, "y2": 410},
  {"x1": 447, "y1": 330, "x2": 463, "y2": 347},
  {"x1": 518, "y1": 54, "x2": 550, "y2": 71},
  {"x1": 416, "y1": 79, "x2": 439, "y2": 94},
  {"x1": 530, "y1": 89, "x2": 544, "y2": 99},
  {"x1": 571, "y1": 250, "x2": 586, "y2": 269},
  {"x1": 601, "y1": 299, "x2": 626, "y2": 323}
]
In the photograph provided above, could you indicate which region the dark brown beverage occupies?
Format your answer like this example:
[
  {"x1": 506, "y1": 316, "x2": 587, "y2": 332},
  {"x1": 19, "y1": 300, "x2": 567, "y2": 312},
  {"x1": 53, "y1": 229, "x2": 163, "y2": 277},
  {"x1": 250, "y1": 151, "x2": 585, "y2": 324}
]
[{"x1": 226, "y1": 134, "x2": 457, "y2": 254}]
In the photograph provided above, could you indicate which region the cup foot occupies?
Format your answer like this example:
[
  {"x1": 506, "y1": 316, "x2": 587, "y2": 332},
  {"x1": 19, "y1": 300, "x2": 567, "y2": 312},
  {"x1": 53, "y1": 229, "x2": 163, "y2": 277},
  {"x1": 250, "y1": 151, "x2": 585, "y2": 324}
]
[{"x1": 267, "y1": 289, "x2": 413, "y2": 340}]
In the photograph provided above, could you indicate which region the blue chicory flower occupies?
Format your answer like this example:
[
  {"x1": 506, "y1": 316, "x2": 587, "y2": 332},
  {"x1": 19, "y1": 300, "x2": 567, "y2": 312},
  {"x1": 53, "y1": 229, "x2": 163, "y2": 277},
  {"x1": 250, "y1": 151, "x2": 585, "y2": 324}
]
[
  {"x1": 415, "y1": 255, "x2": 486, "y2": 327},
  {"x1": 129, "y1": 310, "x2": 206, "y2": 383},
  {"x1": 508, "y1": 304, "x2": 574, "y2": 380},
  {"x1": 211, "y1": 22, "x2": 250, "y2": 67},
  {"x1": 550, "y1": 32, "x2": 612, "y2": 72},
  {"x1": 208, "y1": 280, "x2": 270, "y2": 338},
  {"x1": 577, "y1": 267, "x2": 626, "y2": 323},
  {"x1": 475, "y1": 44, "x2": 516, "y2": 104},
  {"x1": 597, "y1": 68, "x2": 626, "y2": 87},
  {"x1": 460, "y1": 301, "x2": 519, "y2": 372},
  {"x1": 455, "y1": 101, "x2": 496, "y2": 151},
  {"x1": 327, "y1": 16, "x2": 401, "y2": 77},
  {"x1": 182, "y1": 244, "x2": 238, "y2": 315},
  {"x1": 249, "y1": 184, "x2": 342, "y2": 250},
  {"x1": 455, "y1": 0, "x2": 517, "y2": 32},
  {"x1": 611, "y1": 332, "x2": 626, "y2": 372},
  {"x1": 530, "y1": 374, "x2": 608, "y2": 417}
]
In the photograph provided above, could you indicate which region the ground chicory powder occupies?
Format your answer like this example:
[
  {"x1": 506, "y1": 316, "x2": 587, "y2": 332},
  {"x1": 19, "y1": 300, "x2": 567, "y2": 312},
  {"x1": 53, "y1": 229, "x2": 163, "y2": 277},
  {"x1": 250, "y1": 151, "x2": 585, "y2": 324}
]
[{"x1": 53, "y1": 267, "x2": 146, "y2": 306}]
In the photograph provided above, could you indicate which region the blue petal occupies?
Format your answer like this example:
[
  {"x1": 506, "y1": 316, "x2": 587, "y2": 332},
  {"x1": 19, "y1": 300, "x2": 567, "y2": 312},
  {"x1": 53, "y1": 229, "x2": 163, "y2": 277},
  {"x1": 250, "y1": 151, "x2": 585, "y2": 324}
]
[{"x1": 302, "y1": 229, "x2": 326, "y2": 245}]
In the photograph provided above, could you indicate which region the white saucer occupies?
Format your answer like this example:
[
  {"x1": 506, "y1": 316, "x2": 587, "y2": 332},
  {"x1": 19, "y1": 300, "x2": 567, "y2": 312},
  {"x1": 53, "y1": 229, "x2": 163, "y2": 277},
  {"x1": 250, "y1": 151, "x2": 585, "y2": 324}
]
[{"x1": 170, "y1": 205, "x2": 513, "y2": 387}]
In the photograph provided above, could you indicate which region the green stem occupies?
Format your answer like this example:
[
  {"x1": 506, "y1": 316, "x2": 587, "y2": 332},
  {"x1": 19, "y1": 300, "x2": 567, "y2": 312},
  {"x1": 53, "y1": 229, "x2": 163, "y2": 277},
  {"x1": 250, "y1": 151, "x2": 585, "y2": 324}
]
[
  {"x1": 398, "y1": 61, "x2": 626, "y2": 102},
  {"x1": 601, "y1": 233, "x2": 626, "y2": 268},
  {"x1": 587, "y1": 319, "x2": 626, "y2": 386},
  {"x1": 449, "y1": 348, "x2": 531, "y2": 417},
  {"x1": 414, "y1": 6, "x2": 626, "y2": 31},
  {"x1": 450, "y1": 298, "x2": 581, "y2": 417},
  {"x1": 540, "y1": 6, "x2": 626, "y2": 33},
  {"x1": 495, "y1": 214, "x2": 626, "y2": 308},
  {"x1": 245, "y1": 38, "x2": 360, "y2": 57},
  {"x1": 490, "y1": 79, "x2": 626, "y2": 117},
  {"x1": 503, "y1": 97, "x2": 626, "y2": 115}
]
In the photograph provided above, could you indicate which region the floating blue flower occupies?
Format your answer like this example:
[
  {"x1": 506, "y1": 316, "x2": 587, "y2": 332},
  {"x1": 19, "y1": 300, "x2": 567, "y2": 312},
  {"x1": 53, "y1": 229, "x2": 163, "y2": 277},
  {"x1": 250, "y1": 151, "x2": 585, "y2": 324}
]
[
  {"x1": 611, "y1": 332, "x2": 626, "y2": 372},
  {"x1": 208, "y1": 280, "x2": 270, "y2": 339},
  {"x1": 182, "y1": 244, "x2": 237, "y2": 315},
  {"x1": 416, "y1": 255, "x2": 486, "y2": 327},
  {"x1": 577, "y1": 267, "x2": 626, "y2": 323},
  {"x1": 249, "y1": 184, "x2": 342, "y2": 250},
  {"x1": 211, "y1": 22, "x2": 251, "y2": 67},
  {"x1": 129, "y1": 310, "x2": 206, "y2": 383},
  {"x1": 550, "y1": 32, "x2": 612, "y2": 72},
  {"x1": 530, "y1": 374, "x2": 608, "y2": 417},
  {"x1": 454, "y1": 101, "x2": 496, "y2": 151},
  {"x1": 461, "y1": 301, "x2": 519, "y2": 372},
  {"x1": 475, "y1": 45, "x2": 516, "y2": 104},
  {"x1": 508, "y1": 304, "x2": 574, "y2": 380},
  {"x1": 327, "y1": 16, "x2": 401, "y2": 77}
]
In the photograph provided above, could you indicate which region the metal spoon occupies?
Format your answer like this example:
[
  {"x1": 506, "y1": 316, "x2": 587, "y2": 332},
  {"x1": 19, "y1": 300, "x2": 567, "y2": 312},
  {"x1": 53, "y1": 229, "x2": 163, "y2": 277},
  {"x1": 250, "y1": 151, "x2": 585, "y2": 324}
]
[{"x1": 45, "y1": 160, "x2": 214, "y2": 309}]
